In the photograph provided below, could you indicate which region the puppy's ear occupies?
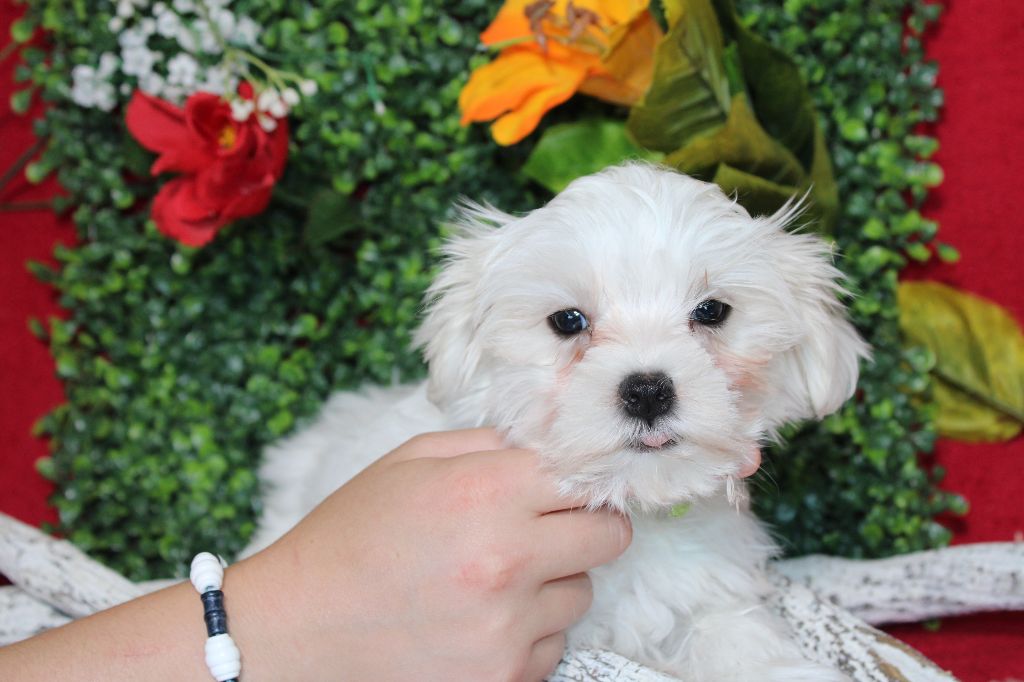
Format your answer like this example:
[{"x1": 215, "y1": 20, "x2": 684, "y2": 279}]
[
  {"x1": 414, "y1": 202, "x2": 508, "y2": 410},
  {"x1": 764, "y1": 216, "x2": 869, "y2": 425}
]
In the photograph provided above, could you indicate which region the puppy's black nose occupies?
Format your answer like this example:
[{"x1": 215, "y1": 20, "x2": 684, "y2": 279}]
[{"x1": 619, "y1": 372, "x2": 675, "y2": 424}]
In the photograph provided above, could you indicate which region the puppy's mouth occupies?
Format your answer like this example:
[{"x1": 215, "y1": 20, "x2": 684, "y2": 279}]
[{"x1": 629, "y1": 432, "x2": 677, "y2": 451}]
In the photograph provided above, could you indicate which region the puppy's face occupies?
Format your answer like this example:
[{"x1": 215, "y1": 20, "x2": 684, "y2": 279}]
[{"x1": 418, "y1": 165, "x2": 866, "y2": 511}]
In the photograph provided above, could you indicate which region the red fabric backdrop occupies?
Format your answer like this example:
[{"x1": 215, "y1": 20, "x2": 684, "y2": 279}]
[{"x1": 1, "y1": 1, "x2": 1021, "y2": 678}]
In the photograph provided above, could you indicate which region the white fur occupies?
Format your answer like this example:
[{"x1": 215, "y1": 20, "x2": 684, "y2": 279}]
[{"x1": 246, "y1": 164, "x2": 868, "y2": 680}]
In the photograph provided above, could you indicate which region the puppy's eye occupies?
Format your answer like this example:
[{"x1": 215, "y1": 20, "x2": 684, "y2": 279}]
[
  {"x1": 691, "y1": 299, "x2": 731, "y2": 327},
  {"x1": 548, "y1": 309, "x2": 589, "y2": 336}
]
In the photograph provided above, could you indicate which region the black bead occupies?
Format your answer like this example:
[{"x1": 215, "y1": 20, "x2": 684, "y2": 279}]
[{"x1": 200, "y1": 589, "x2": 228, "y2": 637}]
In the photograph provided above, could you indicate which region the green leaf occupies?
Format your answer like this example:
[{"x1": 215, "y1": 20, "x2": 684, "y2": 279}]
[
  {"x1": 936, "y1": 243, "x2": 960, "y2": 263},
  {"x1": 710, "y1": 163, "x2": 802, "y2": 219},
  {"x1": 522, "y1": 120, "x2": 663, "y2": 193},
  {"x1": 708, "y1": 0, "x2": 837, "y2": 229},
  {"x1": 36, "y1": 456, "x2": 57, "y2": 481},
  {"x1": 665, "y1": 93, "x2": 805, "y2": 188},
  {"x1": 711, "y1": 0, "x2": 816, "y2": 167},
  {"x1": 10, "y1": 17, "x2": 36, "y2": 43},
  {"x1": 806, "y1": 123, "x2": 840, "y2": 230},
  {"x1": 905, "y1": 242, "x2": 931, "y2": 262},
  {"x1": 303, "y1": 188, "x2": 362, "y2": 247},
  {"x1": 626, "y1": 0, "x2": 731, "y2": 153},
  {"x1": 10, "y1": 88, "x2": 33, "y2": 115},
  {"x1": 664, "y1": 94, "x2": 836, "y2": 226},
  {"x1": 898, "y1": 281, "x2": 1024, "y2": 441}
]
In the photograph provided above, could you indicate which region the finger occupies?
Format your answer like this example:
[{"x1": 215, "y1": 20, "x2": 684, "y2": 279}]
[
  {"x1": 531, "y1": 507, "x2": 632, "y2": 580},
  {"x1": 476, "y1": 449, "x2": 598, "y2": 513},
  {"x1": 384, "y1": 428, "x2": 507, "y2": 463},
  {"x1": 432, "y1": 448, "x2": 595, "y2": 514},
  {"x1": 532, "y1": 573, "x2": 593, "y2": 636},
  {"x1": 521, "y1": 632, "x2": 567, "y2": 682}
]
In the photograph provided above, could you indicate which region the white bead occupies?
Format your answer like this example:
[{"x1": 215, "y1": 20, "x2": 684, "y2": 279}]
[
  {"x1": 205, "y1": 633, "x2": 241, "y2": 681},
  {"x1": 190, "y1": 552, "x2": 225, "y2": 593}
]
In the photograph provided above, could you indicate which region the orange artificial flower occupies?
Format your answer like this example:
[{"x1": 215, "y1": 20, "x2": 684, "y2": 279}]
[{"x1": 459, "y1": 0, "x2": 661, "y2": 145}]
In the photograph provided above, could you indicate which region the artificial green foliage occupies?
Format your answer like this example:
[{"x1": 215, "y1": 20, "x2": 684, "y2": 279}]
[
  {"x1": 627, "y1": 0, "x2": 731, "y2": 153},
  {"x1": 629, "y1": 0, "x2": 838, "y2": 230},
  {"x1": 522, "y1": 119, "x2": 662, "y2": 193},
  {"x1": 898, "y1": 281, "x2": 1024, "y2": 442},
  {"x1": 16, "y1": 0, "x2": 961, "y2": 578},
  {"x1": 736, "y1": 0, "x2": 963, "y2": 557},
  {"x1": 20, "y1": 0, "x2": 541, "y2": 579}
]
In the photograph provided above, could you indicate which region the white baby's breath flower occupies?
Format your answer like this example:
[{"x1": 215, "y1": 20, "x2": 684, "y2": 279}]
[
  {"x1": 172, "y1": 0, "x2": 194, "y2": 13},
  {"x1": 230, "y1": 98, "x2": 254, "y2": 122},
  {"x1": 155, "y1": 9, "x2": 180, "y2": 38},
  {"x1": 116, "y1": 0, "x2": 135, "y2": 19},
  {"x1": 269, "y1": 98, "x2": 288, "y2": 119},
  {"x1": 162, "y1": 84, "x2": 186, "y2": 104},
  {"x1": 70, "y1": 64, "x2": 98, "y2": 107},
  {"x1": 108, "y1": 16, "x2": 125, "y2": 32},
  {"x1": 258, "y1": 114, "x2": 278, "y2": 132},
  {"x1": 73, "y1": 63, "x2": 118, "y2": 112},
  {"x1": 71, "y1": 64, "x2": 95, "y2": 81},
  {"x1": 97, "y1": 52, "x2": 120, "y2": 78},
  {"x1": 139, "y1": 17, "x2": 156, "y2": 36},
  {"x1": 191, "y1": 20, "x2": 222, "y2": 54},
  {"x1": 167, "y1": 53, "x2": 199, "y2": 87},
  {"x1": 198, "y1": 65, "x2": 235, "y2": 95},
  {"x1": 138, "y1": 71, "x2": 166, "y2": 96},
  {"x1": 211, "y1": 8, "x2": 235, "y2": 39},
  {"x1": 299, "y1": 79, "x2": 317, "y2": 97},
  {"x1": 174, "y1": 24, "x2": 198, "y2": 53},
  {"x1": 121, "y1": 45, "x2": 156, "y2": 77},
  {"x1": 281, "y1": 88, "x2": 300, "y2": 107},
  {"x1": 93, "y1": 82, "x2": 118, "y2": 112},
  {"x1": 153, "y1": 1, "x2": 168, "y2": 15},
  {"x1": 256, "y1": 88, "x2": 279, "y2": 113},
  {"x1": 234, "y1": 16, "x2": 261, "y2": 46},
  {"x1": 118, "y1": 27, "x2": 148, "y2": 49}
]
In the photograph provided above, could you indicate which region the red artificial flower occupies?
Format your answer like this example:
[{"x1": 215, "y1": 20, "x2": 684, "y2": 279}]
[{"x1": 125, "y1": 88, "x2": 289, "y2": 247}]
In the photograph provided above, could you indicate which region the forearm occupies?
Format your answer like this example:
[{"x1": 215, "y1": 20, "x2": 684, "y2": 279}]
[{"x1": 0, "y1": 558, "x2": 288, "y2": 681}]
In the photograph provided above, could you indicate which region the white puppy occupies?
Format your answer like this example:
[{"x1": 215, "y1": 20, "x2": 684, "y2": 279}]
[{"x1": 247, "y1": 163, "x2": 867, "y2": 680}]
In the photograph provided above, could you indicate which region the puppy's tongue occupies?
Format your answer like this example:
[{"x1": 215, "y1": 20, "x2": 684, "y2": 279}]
[
  {"x1": 739, "y1": 447, "x2": 762, "y2": 478},
  {"x1": 641, "y1": 433, "x2": 671, "y2": 448}
]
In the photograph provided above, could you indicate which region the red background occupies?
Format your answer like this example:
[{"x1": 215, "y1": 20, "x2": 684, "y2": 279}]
[{"x1": 1, "y1": 1, "x2": 1021, "y2": 678}]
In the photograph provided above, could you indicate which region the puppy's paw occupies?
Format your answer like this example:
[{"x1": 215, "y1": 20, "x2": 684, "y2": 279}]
[{"x1": 679, "y1": 607, "x2": 850, "y2": 682}]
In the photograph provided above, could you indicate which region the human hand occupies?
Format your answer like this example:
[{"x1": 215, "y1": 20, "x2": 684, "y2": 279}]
[{"x1": 232, "y1": 429, "x2": 633, "y2": 682}]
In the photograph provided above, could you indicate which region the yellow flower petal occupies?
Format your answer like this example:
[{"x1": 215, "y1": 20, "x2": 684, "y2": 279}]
[
  {"x1": 491, "y1": 71, "x2": 584, "y2": 145},
  {"x1": 578, "y1": 10, "x2": 662, "y2": 106},
  {"x1": 459, "y1": 49, "x2": 586, "y2": 125},
  {"x1": 480, "y1": 0, "x2": 534, "y2": 45}
]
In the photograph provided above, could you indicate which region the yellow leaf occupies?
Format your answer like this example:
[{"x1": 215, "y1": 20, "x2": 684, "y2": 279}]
[{"x1": 898, "y1": 281, "x2": 1024, "y2": 442}]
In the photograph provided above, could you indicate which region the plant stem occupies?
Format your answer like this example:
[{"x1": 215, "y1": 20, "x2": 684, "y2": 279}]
[
  {"x1": 194, "y1": 0, "x2": 229, "y2": 52},
  {"x1": 0, "y1": 200, "x2": 53, "y2": 212},
  {"x1": 234, "y1": 50, "x2": 289, "y2": 92},
  {"x1": 0, "y1": 137, "x2": 47, "y2": 198},
  {"x1": 0, "y1": 41, "x2": 18, "y2": 65}
]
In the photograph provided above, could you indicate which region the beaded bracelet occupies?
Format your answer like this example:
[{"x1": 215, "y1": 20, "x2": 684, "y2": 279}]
[{"x1": 190, "y1": 553, "x2": 242, "y2": 682}]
